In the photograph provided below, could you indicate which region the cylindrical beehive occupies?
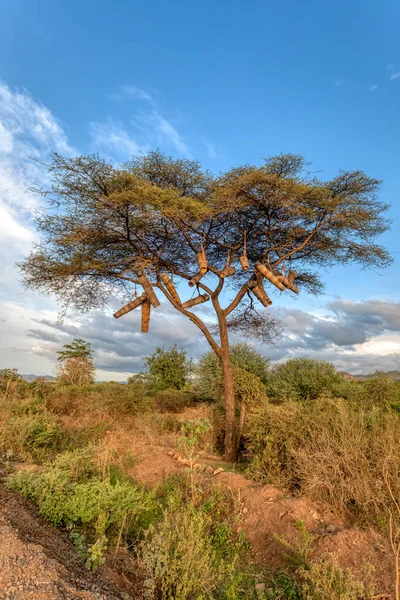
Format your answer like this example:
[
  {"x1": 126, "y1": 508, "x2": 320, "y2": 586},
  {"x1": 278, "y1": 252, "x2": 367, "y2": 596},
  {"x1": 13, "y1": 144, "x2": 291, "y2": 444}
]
[
  {"x1": 196, "y1": 247, "x2": 208, "y2": 274},
  {"x1": 161, "y1": 273, "x2": 181, "y2": 305},
  {"x1": 220, "y1": 265, "x2": 236, "y2": 278},
  {"x1": 255, "y1": 262, "x2": 285, "y2": 291},
  {"x1": 181, "y1": 294, "x2": 210, "y2": 309},
  {"x1": 251, "y1": 285, "x2": 272, "y2": 307},
  {"x1": 188, "y1": 271, "x2": 205, "y2": 287},
  {"x1": 141, "y1": 300, "x2": 151, "y2": 332},
  {"x1": 239, "y1": 254, "x2": 250, "y2": 271},
  {"x1": 113, "y1": 295, "x2": 145, "y2": 319},
  {"x1": 137, "y1": 270, "x2": 160, "y2": 308},
  {"x1": 287, "y1": 270, "x2": 296, "y2": 283},
  {"x1": 277, "y1": 274, "x2": 299, "y2": 294}
]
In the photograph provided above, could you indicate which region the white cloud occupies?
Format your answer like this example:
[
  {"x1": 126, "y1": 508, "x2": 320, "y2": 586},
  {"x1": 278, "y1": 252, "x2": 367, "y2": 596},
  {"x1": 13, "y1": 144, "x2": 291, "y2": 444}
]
[
  {"x1": 386, "y1": 64, "x2": 400, "y2": 80},
  {"x1": 368, "y1": 84, "x2": 378, "y2": 92},
  {"x1": 91, "y1": 84, "x2": 191, "y2": 159},
  {"x1": 121, "y1": 85, "x2": 154, "y2": 105},
  {"x1": 89, "y1": 118, "x2": 144, "y2": 159}
]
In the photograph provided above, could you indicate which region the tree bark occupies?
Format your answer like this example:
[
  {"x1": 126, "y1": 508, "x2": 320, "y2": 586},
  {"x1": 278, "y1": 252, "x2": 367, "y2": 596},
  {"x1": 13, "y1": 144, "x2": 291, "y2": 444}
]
[{"x1": 219, "y1": 314, "x2": 237, "y2": 462}]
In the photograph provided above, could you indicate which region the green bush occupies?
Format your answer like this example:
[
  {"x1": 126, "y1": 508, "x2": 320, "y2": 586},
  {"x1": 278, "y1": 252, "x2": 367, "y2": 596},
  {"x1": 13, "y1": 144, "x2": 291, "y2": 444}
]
[
  {"x1": 195, "y1": 343, "x2": 269, "y2": 401},
  {"x1": 0, "y1": 413, "x2": 62, "y2": 462},
  {"x1": 141, "y1": 500, "x2": 262, "y2": 600},
  {"x1": 144, "y1": 345, "x2": 192, "y2": 391},
  {"x1": 7, "y1": 449, "x2": 158, "y2": 539},
  {"x1": 266, "y1": 358, "x2": 342, "y2": 401}
]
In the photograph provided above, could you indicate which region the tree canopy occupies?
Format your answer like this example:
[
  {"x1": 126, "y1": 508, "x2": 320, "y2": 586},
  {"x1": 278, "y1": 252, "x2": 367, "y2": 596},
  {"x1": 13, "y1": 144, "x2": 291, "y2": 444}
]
[{"x1": 20, "y1": 150, "x2": 392, "y2": 460}]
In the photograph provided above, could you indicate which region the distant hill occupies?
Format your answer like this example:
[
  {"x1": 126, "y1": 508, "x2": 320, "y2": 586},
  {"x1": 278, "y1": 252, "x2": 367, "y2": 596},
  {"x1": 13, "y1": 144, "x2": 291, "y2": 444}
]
[
  {"x1": 339, "y1": 370, "x2": 400, "y2": 382},
  {"x1": 21, "y1": 374, "x2": 55, "y2": 382}
]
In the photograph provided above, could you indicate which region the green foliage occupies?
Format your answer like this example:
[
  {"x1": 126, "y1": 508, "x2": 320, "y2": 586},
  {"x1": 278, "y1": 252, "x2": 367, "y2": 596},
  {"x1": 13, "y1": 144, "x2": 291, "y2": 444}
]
[
  {"x1": 195, "y1": 344, "x2": 269, "y2": 401},
  {"x1": 6, "y1": 449, "x2": 157, "y2": 539},
  {"x1": 57, "y1": 338, "x2": 93, "y2": 361},
  {"x1": 363, "y1": 371, "x2": 400, "y2": 405},
  {"x1": 297, "y1": 555, "x2": 374, "y2": 600},
  {"x1": 144, "y1": 345, "x2": 192, "y2": 391},
  {"x1": 141, "y1": 501, "x2": 262, "y2": 600},
  {"x1": 266, "y1": 358, "x2": 342, "y2": 401},
  {"x1": 0, "y1": 412, "x2": 62, "y2": 462}
]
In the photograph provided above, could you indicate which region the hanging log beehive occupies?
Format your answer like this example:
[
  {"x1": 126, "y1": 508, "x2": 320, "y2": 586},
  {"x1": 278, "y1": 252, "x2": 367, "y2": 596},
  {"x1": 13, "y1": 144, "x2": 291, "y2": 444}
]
[
  {"x1": 239, "y1": 231, "x2": 250, "y2": 270},
  {"x1": 239, "y1": 254, "x2": 250, "y2": 271},
  {"x1": 137, "y1": 269, "x2": 160, "y2": 308},
  {"x1": 196, "y1": 247, "x2": 208, "y2": 274},
  {"x1": 255, "y1": 262, "x2": 285, "y2": 291},
  {"x1": 249, "y1": 280, "x2": 272, "y2": 307},
  {"x1": 161, "y1": 273, "x2": 181, "y2": 305},
  {"x1": 220, "y1": 265, "x2": 236, "y2": 278},
  {"x1": 113, "y1": 295, "x2": 145, "y2": 319},
  {"x1": 181, "y1": 293, "x2": 210, "y2": 309},
  {"x1": 188, "y1": 271, "x2": 205, "y2": 287},
  {"x1": 141, "y1": 299, "x2": 151, "y2": 332},
  {"x1": 277, "y1": 274, "x2": 299, "y2": 294},
  {"x1": 287, "y1": 270, "x2": 296, "y2": 283}
]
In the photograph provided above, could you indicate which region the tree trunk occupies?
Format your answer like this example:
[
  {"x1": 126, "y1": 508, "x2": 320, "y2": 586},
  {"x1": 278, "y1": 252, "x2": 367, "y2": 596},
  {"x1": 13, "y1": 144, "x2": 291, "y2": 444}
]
[{"x1": 219, "y1": 315, "x2": 237, "y2": 462}]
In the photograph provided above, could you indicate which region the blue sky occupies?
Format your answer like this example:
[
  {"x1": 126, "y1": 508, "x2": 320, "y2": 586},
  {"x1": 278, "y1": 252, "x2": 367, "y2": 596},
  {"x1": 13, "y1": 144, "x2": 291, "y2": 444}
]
[{"x1": 0, "y1": 0, "x2": 399, "y2": 378}]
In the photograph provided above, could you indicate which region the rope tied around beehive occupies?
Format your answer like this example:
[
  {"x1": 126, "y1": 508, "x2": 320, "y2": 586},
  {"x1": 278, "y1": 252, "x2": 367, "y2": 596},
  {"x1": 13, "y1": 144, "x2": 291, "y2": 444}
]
[
  {"x1": 255, "y1": 262, "x2": 285, "y2": 291},
  {"x1": 277, "y1": 274, "x2": 299, "y2": 294},
  {"x1": 113, "y1": 294, "x2": 146, "y2": 319},
  {"x1": 220, "y1": 265, "x2": 236, "y2": 278},
  {"x1": 189, "y1": 271, "x2": 205, "y2": 287},
  {"x1": 181, "y1": 294, "x2": 210, "y2": 309},
  {"x1": 161, "y1": 273, "x2": 181, "y2": 305}
]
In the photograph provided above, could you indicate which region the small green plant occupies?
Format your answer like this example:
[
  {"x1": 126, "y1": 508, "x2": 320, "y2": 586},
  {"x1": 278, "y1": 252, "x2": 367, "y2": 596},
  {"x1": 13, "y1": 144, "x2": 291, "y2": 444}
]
[
  {"x1": 178, "y1": 417, "x2": 211, "y2": 498},
  {"x1": 70, "y1": 530, "x2": 107, "y2": 571},
  {"x1": 297, "y1": 555, "x2": 374, "y2": 600},
  {"x1": 276, "y1": 521, "x2": 315, "y2": 570}
]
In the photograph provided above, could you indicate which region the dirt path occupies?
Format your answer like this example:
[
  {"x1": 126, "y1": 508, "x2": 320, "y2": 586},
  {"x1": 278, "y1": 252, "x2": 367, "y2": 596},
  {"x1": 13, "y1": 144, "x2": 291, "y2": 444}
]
[{"x1": 0, "y1": 484, "x2": 134, "y2": 600}]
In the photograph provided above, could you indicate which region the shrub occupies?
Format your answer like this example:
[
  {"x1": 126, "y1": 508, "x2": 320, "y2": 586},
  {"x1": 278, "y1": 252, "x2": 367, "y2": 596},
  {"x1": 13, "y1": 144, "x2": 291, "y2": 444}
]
[
  {"x1": 0, "y1": 412, "x2": 62, "y2": 462},
  {"x1": 144, "y1": 345, "x2": 192, "y2": 391},
  {"x1": 246, "y1": 397, "x2": 400, "y2": 527},
  {"x1": 152, "y1": 389, "x2": 194, "y2": 413},
  {"x1": 266, "y1": 358, "x2": 342, "y2": 401},
  {"x1": 195, "y1": 343, "x2": 269, "y2": 401},
  {"x1": 57, "y1": 357, "x2": 95, "y2": 387},
  {"x1": 6, "y1": 449, "x2": 158, "y2": 540},
  {"x1": 48, "y1": 383, "x2": 154, "y2": 417},
  {"x1": 141, "y1": 501, "x2": 261, "y2": 600}
]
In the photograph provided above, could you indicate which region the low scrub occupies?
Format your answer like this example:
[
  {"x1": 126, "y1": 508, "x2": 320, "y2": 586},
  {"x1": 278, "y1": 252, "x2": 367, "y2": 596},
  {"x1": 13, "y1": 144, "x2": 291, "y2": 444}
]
[{"x1": 246, "y1": 396, "x2": 400, "y2": 528}]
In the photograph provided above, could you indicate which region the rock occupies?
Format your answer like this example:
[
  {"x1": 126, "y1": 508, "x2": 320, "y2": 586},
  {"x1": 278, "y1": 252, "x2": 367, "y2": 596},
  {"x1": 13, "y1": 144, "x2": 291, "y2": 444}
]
[
  {"x1": 167, "y1": 451, "x2": 175, "y2": 457},
  {"x1": 198, "y1": 464, "x2": 207, "y2": 472},
  {"x1": 213, "y1": 467, "x2": 224, "y2": 475},
  {"x1": 205, "y1": 465, "x2": 214, "y2": 474},
  {"x1": 242, "y1": 507, "x2": 248, "y2": 514},
  {"x1": 255, "y1": 583, "x2": 265, "y2": 591},
  {"x1": 173, "y1": 453, "x2": 179, "y2": 460},
  {"x1": 193, "y1": 464, "x2": 200, "y2": 470},
  {"x1": 177, "y1": 457, "x2": 184, "y2": 464},
  {"x1": 182, "y1": 459, "x2": 190, "y2": 466}
]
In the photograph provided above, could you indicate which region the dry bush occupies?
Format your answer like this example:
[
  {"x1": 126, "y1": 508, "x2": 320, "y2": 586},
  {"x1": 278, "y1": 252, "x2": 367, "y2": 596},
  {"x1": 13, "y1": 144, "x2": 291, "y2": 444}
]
[
  {"x1": 246, "y1": 397, "x2": 400, "y2": 529},
  {"x1": 57, "y1": 357, "x2": 95, "y2": 387}
]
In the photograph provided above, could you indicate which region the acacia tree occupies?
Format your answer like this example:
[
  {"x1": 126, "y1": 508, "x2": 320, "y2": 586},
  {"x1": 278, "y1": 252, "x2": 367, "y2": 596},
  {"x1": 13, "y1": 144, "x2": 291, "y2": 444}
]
[{"x1": 20, "y1": 151, "x2": 391, "y2": 460}]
